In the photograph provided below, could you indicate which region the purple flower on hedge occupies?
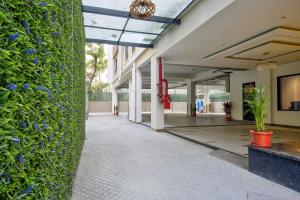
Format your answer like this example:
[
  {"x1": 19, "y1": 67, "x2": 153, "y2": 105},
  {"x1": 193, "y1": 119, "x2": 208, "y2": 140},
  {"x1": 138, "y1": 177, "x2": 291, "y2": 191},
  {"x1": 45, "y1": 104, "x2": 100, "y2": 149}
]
[
  {"x1": 53, "y1": 31, "x2": 60, "y2": 37},
  {"x1": 22, "y1": 20, "x2": 30, "y2": 34},
  {"x1": 17, "y1": 154, "x2": 25, "y2": 164},
  {"x1": 39, "y1": 141, "x2": 44, "y2": 149},
  {"x1": 42, "y1": 121, "x2": 49, "y2": 129},
  {"x1": 48, "y1": 134, "x2": 54, "y2": 141},
  {"x1": 7, "y1": 83, "x2": 17, "y2": 91},
  {"x1": 23, "y1": 185, "x2": 33, "y2": 194},
  {"x1": 24, "y1": 49, "x2": 36, "y2": 55},
  {"x1": 23, "y1": 83, "x2": 30, "y2": 90},
  {"x1": 52, "y1": 16, "x2": 58, "y2": 23},
  {"x1": 30, "y1": 145, "x2": 35, "y2": 154},
  {"x1": 44, "y1": 11, "x2": 49, "y2": 19},
  {"x1": 10, "y1": 138, "x2": 20, "y2": 144},
  {"x1": 32, "y1": 57, "x2": 39, "y2": 65},
  {"x1": 46, "y1": 90, "x2": 52, "y2": 98},
  {"x1": 50, "y1": 73, "x2": 55, "y2": 79},
  {"x1": 53, "y1": 82, "x2": 58, "y2": 88},
  {"x1": 33, "y1": 123, "x2": 41, "y2": 132},
  {"x1": 8, "y1": 32, "x2": 20, "y2": 42},
  {"x1": 40, "y1": 2, "x2": 47, "y2": 6},
  {"x1": 34, "y1": 36, "x2": 42, "y2": 45},
  {"x1": 37, "y1": 86, "x2": 45, "y2": 91},
  {"x1": 20, "y1": 121, "x2": 27, "y2": 129}
]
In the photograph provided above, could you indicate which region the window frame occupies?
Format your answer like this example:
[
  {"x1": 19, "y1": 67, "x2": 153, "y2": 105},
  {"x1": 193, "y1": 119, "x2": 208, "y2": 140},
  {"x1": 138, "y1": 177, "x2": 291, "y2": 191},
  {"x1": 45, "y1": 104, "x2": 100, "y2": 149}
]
[{"x1": 277, "y1": 73, "x2": 300, "y2": 111}]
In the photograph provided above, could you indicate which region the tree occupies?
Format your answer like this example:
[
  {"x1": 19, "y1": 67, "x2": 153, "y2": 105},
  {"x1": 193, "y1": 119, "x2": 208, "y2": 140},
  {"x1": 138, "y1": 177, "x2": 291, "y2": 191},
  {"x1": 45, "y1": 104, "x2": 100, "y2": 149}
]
[{"x1": 85, "y1": 43, "x2": 107, "y2": 98}]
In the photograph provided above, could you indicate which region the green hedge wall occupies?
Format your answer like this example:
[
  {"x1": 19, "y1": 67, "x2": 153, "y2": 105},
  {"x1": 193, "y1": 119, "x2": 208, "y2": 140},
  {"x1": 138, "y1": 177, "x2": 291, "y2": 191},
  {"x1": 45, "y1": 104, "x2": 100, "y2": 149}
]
[{"x1": 0, "y1": 0, "x2": 85, "y2": 199}]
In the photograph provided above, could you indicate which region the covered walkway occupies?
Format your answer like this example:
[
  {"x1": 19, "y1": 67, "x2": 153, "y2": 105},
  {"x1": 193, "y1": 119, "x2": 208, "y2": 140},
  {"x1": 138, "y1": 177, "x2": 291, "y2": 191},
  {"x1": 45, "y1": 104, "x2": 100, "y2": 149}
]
[{"x1": 71, "y1": 114, "x2": 300, "y2": 200}]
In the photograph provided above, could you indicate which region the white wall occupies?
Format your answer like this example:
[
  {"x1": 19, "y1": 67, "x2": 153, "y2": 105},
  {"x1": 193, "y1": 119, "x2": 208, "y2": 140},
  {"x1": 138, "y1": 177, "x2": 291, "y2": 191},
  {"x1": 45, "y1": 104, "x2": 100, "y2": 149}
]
[
  {"x1": 230, "y1": 70, "x2": 258, "y2": 121},
  {"x1": 230, "y1": 61, "x2": 300, "y2": 127},
  {"x1": 272, "y1": 61, "x2": 300, "y2": 127}
]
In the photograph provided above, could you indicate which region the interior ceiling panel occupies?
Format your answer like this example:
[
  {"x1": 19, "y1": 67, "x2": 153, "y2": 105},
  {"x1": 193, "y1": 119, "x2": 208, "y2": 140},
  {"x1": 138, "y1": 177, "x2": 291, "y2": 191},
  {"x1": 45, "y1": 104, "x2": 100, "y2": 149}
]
[
  {"x1": 231, "y1": 42, "x2": 300, "y2": 61},
  {"x1": 204, "y1": 27, "x2": 300, "y2": 63}
]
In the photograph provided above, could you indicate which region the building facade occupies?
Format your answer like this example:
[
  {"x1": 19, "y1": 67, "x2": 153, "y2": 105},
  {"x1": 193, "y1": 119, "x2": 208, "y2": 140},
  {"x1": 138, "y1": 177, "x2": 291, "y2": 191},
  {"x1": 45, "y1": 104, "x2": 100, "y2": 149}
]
[{"x1": 107, "y1": 0, "x2": 300, "y2": 130}]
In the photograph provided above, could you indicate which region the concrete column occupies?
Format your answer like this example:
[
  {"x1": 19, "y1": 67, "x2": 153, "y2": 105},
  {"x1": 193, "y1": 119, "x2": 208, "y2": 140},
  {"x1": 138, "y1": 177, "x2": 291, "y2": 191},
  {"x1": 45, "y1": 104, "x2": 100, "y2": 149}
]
[
  {"x1": 186, "y1": 79, "x2": 196, "y2": 116},
  {"x1": 151, "y1": 56, "x2": 164, "y2": 130},
  {"x1": 256, "y1": 63, "x2": 277, "y2": 124},
  {"x1": 128, "y1": 79, "x2": 134, "y2": 121},
  {"x1": 111, "y1": 87, "x2": 118, "y2": 115},
  {"x1": 135, "y1": 66, "x2": 142, "y2": 123}
]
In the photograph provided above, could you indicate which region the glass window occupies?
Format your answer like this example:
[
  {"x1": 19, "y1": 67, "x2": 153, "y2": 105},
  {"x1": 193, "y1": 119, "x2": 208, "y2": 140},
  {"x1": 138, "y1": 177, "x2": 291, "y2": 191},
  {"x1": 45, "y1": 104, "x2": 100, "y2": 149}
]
[{"x1": 278, "y1": 74, "x2": 300, "y2": 111}]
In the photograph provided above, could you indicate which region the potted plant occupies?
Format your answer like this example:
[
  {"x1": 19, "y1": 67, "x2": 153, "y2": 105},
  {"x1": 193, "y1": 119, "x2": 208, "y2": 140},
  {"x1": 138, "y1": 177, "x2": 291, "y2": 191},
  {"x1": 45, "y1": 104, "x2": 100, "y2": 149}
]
[
  {"x1": 244, "y1": 86, "x2": 272, "y2": 148},
  {"x1": 223, "y1": 101, "x2": 232, "y2": 121}
]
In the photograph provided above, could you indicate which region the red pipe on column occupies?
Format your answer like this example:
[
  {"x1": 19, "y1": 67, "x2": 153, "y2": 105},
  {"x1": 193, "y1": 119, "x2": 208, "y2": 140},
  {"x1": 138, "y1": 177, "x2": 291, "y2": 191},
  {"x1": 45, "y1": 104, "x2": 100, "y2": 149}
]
[
  {"x1": 162, "y1": 79, "x2": 168, "y2": 96},
  {"x1": 158, "y1": 58, "x2": 171, "y2": 109},
  {"x1": 158, "y1": 57, "x2": 164, "y2": 103}
]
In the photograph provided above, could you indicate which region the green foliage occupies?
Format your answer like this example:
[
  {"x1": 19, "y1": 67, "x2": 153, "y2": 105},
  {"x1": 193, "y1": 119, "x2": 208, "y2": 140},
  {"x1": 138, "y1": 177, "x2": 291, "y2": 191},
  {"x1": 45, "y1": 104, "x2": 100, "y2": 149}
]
[
  {"x1": 244, "y1": 86, "x2": 270, "y2": 132},
  {"x1": 0, "y1": 0, "x2": 85, "y2": 199},
  {"x1": 91, "y1": 81, "x2": 109, "y2": 92},
  {"x1": 85, "y1": 43, "x2": 107, "y2": 95}
]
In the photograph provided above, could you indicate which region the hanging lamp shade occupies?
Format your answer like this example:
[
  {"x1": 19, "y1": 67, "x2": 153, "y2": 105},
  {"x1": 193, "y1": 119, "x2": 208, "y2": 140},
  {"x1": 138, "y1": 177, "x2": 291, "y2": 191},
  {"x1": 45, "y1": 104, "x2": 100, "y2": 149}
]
[{"x1": 129, "y1": 0, "x2": 156, "y2": 19}]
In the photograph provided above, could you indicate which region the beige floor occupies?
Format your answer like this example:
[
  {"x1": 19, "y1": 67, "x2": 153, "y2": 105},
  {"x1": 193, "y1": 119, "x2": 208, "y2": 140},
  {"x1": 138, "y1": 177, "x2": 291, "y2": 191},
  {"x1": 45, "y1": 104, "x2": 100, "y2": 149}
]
[
  {"x1": 166, "y1": 125, "x2": 300, "y2": 156},
  {"x1": 142, "y1": 113, "x2": 300, "y2": 156}
]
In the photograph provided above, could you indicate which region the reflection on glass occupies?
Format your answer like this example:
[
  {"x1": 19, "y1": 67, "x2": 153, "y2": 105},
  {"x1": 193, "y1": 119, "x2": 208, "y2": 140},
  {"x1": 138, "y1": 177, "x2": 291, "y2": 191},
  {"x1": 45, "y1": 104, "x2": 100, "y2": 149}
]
[
  {"x1": 84, "y1": 13, "x2": 127, "y2": 30},
  {"x1": 279, "y1": 74, "x2": 300, "y2": 111},
  {"x1": 126, "y1": 19, "x2": 165, "y2": 34},
  {"x1": 120, "y1": 32, "x2": 157, "y2": 44},
  {"x1": 85, "y1": 27, "x2": 121, "y2": 41}
]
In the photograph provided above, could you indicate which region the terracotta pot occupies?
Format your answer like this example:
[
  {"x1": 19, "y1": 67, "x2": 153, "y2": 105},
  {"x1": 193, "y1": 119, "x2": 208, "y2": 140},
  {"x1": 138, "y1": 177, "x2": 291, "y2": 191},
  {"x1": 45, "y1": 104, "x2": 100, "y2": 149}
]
[{"x1": 250, "y1": 130, "x2": 273, "y2": 148}]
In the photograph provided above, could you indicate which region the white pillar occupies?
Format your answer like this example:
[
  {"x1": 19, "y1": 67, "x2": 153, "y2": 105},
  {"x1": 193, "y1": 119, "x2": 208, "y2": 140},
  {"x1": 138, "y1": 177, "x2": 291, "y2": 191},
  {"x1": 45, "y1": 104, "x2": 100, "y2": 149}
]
[
  {"x1": 256, "y1": 63, "x2": 277, "y2": 124},
  {"x1": 135, "y1": 66, "x2": 142, "y2": 123},
  {"x1": 151, "y1": 56, "x2": 164, "y2": 130},
  {"x1": 186, "y1": 79, "x2": 196, "y2": 116},
  {"x1": 111, "y1": 87, "x2": 118, "y2": 114},
  {"x1": 128, "y1": 79, "x2": 135, "y2": 121}
]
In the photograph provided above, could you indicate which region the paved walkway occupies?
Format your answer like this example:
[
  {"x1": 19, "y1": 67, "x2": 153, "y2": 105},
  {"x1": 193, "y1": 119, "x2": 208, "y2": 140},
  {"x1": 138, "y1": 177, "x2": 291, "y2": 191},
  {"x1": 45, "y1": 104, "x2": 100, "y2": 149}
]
[{"x1": 71, "y1": 114, "x2": 300, "y2": 200}]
